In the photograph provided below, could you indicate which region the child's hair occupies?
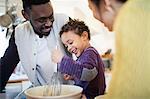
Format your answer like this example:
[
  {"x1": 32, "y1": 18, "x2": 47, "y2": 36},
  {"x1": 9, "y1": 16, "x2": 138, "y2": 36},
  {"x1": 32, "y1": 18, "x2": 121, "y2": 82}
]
[{"x1": 60, "y1": 19, "x2": 91, "y2": 40}]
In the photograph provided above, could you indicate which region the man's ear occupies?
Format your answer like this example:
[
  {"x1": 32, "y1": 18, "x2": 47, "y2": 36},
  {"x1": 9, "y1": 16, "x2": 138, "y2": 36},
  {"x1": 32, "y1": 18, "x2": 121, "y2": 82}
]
[
  {"x1": 21, "y1": 10, "x2": 30, "y2": 20},
  {"x1": 103, "y1": 0, "x2": 114, "y2": 13}
]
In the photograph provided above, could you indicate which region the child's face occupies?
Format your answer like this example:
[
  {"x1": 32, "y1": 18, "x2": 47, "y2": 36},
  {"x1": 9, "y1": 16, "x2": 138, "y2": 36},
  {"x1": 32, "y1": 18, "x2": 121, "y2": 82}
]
[{"x1": 61, "y1": 31, "x2": 89, "y2": 57}]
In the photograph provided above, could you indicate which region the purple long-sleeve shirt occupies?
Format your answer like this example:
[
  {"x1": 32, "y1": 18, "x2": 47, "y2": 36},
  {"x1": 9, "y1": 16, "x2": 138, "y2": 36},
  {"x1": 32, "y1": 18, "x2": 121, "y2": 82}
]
[{"x1": 59, "y1": 47, "x2": 106, "y2": 98}]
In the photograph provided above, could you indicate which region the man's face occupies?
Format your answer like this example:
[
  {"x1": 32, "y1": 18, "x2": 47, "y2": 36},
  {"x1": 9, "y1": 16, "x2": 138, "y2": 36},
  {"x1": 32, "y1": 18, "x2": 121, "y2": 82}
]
[{"x1": 27, "y1": 3, "x2": 54, "y2": 37}]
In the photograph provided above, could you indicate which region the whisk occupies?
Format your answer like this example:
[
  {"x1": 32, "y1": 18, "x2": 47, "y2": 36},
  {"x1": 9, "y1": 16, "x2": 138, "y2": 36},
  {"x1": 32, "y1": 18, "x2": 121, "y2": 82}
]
[
  {"x1": 50, "y1": 72, "x2": 61, "y2": 96},
  {"x1": 43, "y1": 45, "x2": 62, "y2": 96},
  {"x1": 43, "y1": 72, "x2": 61, "y2": 96}
]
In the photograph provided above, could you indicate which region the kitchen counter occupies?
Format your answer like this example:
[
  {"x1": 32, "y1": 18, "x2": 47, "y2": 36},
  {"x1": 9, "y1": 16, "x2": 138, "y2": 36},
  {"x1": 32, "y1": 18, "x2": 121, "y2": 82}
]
[
  {"x1": 0, "y1": 71, "x2": 111, "y2": 99},
  {"x1": 0, "y1": 81, "x2": 31, "y2": 99}
]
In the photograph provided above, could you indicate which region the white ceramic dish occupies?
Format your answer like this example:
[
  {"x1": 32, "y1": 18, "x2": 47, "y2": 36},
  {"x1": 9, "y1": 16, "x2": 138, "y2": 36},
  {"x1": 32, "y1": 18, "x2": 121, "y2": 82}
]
[
  {"x1": 24, "y1": 85, "x2": 83, "y2": 99},
  {"x1": 95, "y1": 94, "x2": 106, "y2": 99}
]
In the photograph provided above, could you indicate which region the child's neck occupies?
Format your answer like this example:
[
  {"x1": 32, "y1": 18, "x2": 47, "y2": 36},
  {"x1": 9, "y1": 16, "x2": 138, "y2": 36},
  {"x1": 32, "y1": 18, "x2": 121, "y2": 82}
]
[{"x1": 84, "y1": 43, "x2": 91, "y2": 50}]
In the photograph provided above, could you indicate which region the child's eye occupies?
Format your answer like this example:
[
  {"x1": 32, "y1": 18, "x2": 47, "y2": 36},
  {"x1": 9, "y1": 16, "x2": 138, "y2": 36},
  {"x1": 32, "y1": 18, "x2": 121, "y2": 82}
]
[
  {"x1": 69, "y1": 42, "x2": 73, "y2": 45},
  {"x1": 64, "y1": 45, "x2": 68, "y2": 48}
]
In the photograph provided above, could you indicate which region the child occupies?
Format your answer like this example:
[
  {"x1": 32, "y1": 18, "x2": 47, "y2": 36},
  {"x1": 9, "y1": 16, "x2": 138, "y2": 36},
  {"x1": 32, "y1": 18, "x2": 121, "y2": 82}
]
[{"x1": 51, "y1": 19, "x2": 106, "y2": 98}]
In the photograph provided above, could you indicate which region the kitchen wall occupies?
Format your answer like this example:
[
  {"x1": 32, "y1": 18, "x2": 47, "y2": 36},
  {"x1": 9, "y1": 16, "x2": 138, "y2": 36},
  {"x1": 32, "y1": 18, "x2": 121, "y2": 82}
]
[
  {"x1": 0, "y1": 0, "x2": 115, "y2": 57},
  {"x1": 0, "y1": 0, "x2": 6, "y2": 14}
]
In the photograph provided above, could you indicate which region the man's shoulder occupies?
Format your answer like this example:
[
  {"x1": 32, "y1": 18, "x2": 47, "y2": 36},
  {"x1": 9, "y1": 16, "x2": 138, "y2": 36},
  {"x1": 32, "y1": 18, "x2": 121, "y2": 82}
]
[
  {"x1": 15, "y1": 21, "x2": 30, "y2": 30},
  {"x1": 14, "y1": 21, "x2": 32, "y2": 38},
  {"x1": 54, "y1": 13, "x2": 69, "y2": 19},
  {"x1": 53, "y1": 13, "x2": 69, "y2": 25}
]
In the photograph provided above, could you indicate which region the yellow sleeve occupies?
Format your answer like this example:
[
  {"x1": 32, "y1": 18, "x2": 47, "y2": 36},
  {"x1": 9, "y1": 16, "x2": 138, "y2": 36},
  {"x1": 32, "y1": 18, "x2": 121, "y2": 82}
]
[{"x1": 105, "y1": 0, "x2": 150, "y2": 98}]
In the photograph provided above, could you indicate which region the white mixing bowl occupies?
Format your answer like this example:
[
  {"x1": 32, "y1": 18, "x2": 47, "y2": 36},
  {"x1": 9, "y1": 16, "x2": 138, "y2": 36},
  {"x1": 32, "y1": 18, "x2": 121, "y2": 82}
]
[{"x1": 24, "y1": 85, "x2": 83, "y2": 99}]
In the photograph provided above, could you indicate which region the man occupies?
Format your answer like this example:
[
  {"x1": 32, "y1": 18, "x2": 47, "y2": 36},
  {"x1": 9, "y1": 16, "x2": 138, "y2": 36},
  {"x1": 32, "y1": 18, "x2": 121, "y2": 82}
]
[
  {"x1": 88, "y1": 0, "x2": 150, "y2": 98},
  {"x1": 0, "y1": 0, "x2": 70, "y2": 92}
]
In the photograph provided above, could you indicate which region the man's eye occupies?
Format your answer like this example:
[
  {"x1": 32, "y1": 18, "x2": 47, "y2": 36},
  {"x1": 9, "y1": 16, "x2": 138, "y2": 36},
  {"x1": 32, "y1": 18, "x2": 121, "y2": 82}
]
[
  {"x1": 35, "y1": 18, "x2": 46, "y2": 23},
  {"x1": 38, "y1": 19, "x2": 45, "y2": 23},
  {"x1": 48, "y1": 16, "x2": 54, "y2": 21}
]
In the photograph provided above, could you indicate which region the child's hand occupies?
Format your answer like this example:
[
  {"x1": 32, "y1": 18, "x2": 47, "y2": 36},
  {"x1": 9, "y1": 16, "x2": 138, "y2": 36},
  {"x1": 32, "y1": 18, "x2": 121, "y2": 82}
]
[
  {"x1": 51, "y1": 48, "x2": 64, "y2": 63},
  {"x1": 81, "y1": 94, "x2": 87, "y2": 99},
  {"x1": 63, "y1": 74, "x2": 74, "y2": 80}
]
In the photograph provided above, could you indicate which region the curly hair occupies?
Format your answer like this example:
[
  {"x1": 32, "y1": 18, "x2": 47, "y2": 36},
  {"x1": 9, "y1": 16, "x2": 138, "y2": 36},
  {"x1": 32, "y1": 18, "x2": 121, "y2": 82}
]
[
  {"x1": 22, "y1": 0, "x2": 50, "y2": 11},
  {"x1": 60, "y1": 19, "x2": 91, "y2": 40}
]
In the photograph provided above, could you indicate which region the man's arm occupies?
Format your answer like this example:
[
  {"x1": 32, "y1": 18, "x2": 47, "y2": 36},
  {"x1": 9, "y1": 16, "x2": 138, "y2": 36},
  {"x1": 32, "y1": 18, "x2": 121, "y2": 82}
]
[{"x1": 0, "y1": 31, "x2": 20, "y2": 92}]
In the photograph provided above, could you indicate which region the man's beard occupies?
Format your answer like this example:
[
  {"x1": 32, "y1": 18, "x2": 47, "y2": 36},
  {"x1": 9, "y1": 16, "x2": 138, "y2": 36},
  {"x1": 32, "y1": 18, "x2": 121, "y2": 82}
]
[
  {"x1": 30, "y1": 22, "x2": 51, "y2": 38},
  {"x1": 35, "y1": 30, "x2": 50, "y2": 38},
  {"x1": 33, "y1": 27, "x2": 51, "y2": 38}
]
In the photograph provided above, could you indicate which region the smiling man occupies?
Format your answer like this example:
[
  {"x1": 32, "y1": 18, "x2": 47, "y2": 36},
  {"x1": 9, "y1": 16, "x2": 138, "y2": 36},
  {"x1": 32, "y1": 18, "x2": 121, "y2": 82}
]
[{"x1": 0, "y1": 0, "x2": 70, "y2": 92}]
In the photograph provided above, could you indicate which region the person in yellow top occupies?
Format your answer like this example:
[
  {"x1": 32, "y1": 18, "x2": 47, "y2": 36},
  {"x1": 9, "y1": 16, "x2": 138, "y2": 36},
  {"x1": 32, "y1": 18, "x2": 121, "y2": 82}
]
[{"x1": 88, "y1": 0, "x2": 150, "y2": 98}]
